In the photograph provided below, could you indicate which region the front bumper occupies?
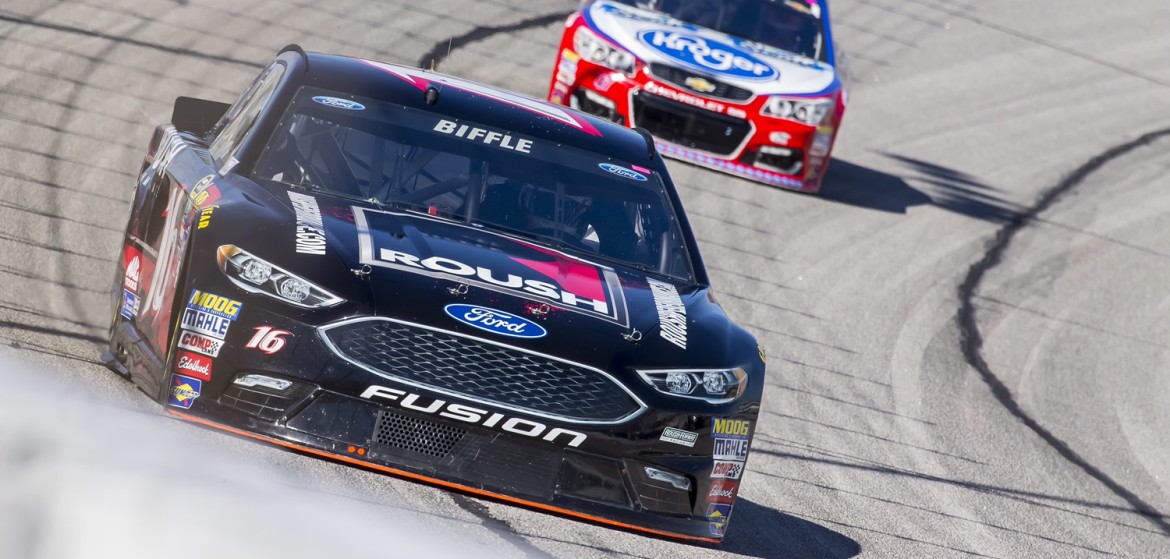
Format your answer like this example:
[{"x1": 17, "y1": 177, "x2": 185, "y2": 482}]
[{"x1": 549, "y1": 50, "x2": 838, "y2": 193}]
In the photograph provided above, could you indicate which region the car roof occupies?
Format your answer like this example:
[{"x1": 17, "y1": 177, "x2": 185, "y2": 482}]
[{"x1": 289, "y1": 51, "x2": 657, "y2": 167}]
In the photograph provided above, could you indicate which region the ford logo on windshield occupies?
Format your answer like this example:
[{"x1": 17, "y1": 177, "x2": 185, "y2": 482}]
[
  {"x1": 444, "y1": 304, "x2": 547, "y2": 339},
  {"x1": 312, "y1": 96, "x2": 365, "y2": 110},
  {"x1": 599, "y1": 163, "x2": 648, "y2": 182},
  {"x1": 638, "y1": 29, "x2": 777, "y2": 81}
]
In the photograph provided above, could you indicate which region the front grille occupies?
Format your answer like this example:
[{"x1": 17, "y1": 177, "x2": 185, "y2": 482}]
[
  {"x1": 648, "y1": 63, "x2": 754, "y2": 101},
  {"x1": 632, "y1": 92, "x2": 752, "y2": 157},
  {"x1": 373, "y1": 409, "x2": 465, "y2": 458},
  {"x1": 321, "y1": 319, "x2": 643, "y2": 423}
]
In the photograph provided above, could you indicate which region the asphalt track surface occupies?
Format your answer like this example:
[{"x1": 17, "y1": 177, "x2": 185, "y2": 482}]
[{"x1": 1, "y1": 1, "x2": 1169, "y2": 557}]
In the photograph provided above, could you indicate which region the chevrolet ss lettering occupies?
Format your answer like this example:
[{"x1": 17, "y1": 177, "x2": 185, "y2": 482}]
[
  {"x1": 445, "y1": 304, "x2": 548, "y2": 339},
  {"x1": 105, "y1": 48, "x2": 762, "y2": 543},
  {"x1": 638, "y1": 30, "x2": 777, "y2": 80},
  {"x1": 361, "y1": 386, "x2": 586, "y2": 447}
]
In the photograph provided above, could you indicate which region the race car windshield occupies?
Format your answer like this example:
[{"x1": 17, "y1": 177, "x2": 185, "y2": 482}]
[
  {"x1": 254, "y1": 89, "x2": 696, "y2": 282},
  {"x1": 610, "y1": 0, "x2": 823, "y2": 60}
]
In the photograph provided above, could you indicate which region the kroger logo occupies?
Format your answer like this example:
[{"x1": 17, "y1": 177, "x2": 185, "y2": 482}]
[
  {"x1": 312, "y1": 96, "x2": 365, "y2": 110},
  {"x1": 445, "y1": 304, "x2": 547, "y2": 339},
  {"x1": 599, "y1": 163, "x2": 647, "y2": 182},
  {"x1": 638, "y1": 29, "x2": 777, "y2": 80}
]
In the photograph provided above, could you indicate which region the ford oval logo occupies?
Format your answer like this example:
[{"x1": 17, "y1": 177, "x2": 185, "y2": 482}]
[
  {"x1": 638, "y1": 29, "x2": 777, "y2": 81},
  {"x1": 599, "y1": 163, "x2": 648, "y2": 182},
  {"x1": 312, "y1": 96, "x2": 365, "y2": 110},
  {"x1": 444, "y1": 304, "x2": 547, "y2": 339}
]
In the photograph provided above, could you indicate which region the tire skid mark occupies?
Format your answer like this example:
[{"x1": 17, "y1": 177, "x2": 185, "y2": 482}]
[
  {"x1": 957, "y1": 128, "x2": 1170, "y2": 535},
  {"x1": 450, "y1": 495, "x2": 553, "y2": 559},
  {"x1": 417, "y1": 11, "x2": 572, "y2": 69}
]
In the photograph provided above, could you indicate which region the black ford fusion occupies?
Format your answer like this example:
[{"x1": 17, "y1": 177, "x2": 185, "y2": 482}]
[{"x1": 104, "y1": 46, "x2": 764, "y2": 542}]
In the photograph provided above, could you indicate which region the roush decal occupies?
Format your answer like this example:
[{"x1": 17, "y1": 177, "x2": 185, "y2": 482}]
[
  {"x1": 660, "y1": 427, "x2": 698, "y2": 447},
  {"x1": 245, "y1": 326, "x2": 291, "y2": 355},
  {"x1": 187, "y1": 290, "x2": 241, "y2": 321},
  {"x1": 598, "y1": 163, "x2": 647, "y2": 182},
  {"x1": 119, "y1": 290, "x2": 138, "y2": 320},
  {"x1": 354, "y1": 208, "x2": 629, "y2": 326},
  {"x1": 711, "y1": 460, "x2": 745, "y2": 480},
  {"x1": 177, "y1": 329, "x2": 223, "y2": 358},
  {"x1": 444, "y1": 304, "x2": 547, "y2": 339},
  {"x1": 312, "y1": 96, "x2": 365, "y2": 111},
  {"x1": 712, "y1": 418, "x2": 750, "y2": 439},
  {"x1": 180, "y1": 308, "x2": 231, "y2": 340},
  {"x1": 168, "y1": 374, "x2": 202, "y2": 409},
  {"x1": 707, "y1": 503, "x2": 732, "y2": 537},
  {"x1": 433, "y1": 119, "x2": 533, "y2": 153},
  {"x1": 361, "y1": 385, "x2": 586, "y2": 447},
  {"x1": 648, "y1": 278, "x2": 686, "y2": 349},
  {"x1": 707, "y1": 480, "x2": 738, "y2": 505},
  {"x1": 713, "y1": 437, "x2": 750, "y2": 461},
  {"x1": 638, "y1": 29, "x2": 777, "y2": 80},
  {"x1": 362, "y1": 60, "x2": 602, "y2": 136},
  {"x1": 288, "y1": 191, "x2": 327, "y2": 255},
  {"x1": 174, "y1": 349, "x2": 212, "y2": 381}
]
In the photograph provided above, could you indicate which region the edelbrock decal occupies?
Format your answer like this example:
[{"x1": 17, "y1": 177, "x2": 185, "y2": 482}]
[
  {"x1": 361, "y1": 385, "x2": 586, "y2": 447},
  {"x1": 598, "y1": 163, "x2": 647, "y2": 182},
  {"x1": 434, "y1": 119, "x2": 533, "y2": 153},
  {"x1": 288, "y1": 191, "x2": 327, "y2": 255},
  {"x1": 660, "y1": 427, "x2": 698, "y2": 447},
  {"x1": 648, "y1": 278, "x2": 686, "y2": 349},
  {"x1": 444, "y1": 304, "x2": 547, "y2": 339},
  {"x1": 638, "y1": 29, "x2": 777, "y2": 80},
  {"x1": 312, "y1": 96, "x2": 365, "y2": 111},
  {"x1": 174, "y1": 350, "x2": 212, "y2": 382},
  {"x1": 707, "y1": 480, "x2": 738, "y2": 505}
]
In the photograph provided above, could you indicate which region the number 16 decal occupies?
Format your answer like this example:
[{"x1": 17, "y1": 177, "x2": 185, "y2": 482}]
[{"x1": 246, "y1": 326, "x2": 291, "y2": 354}]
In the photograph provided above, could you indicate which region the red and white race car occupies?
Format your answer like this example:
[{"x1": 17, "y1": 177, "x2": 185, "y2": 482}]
[{"x1": 548, "y1": 0, "x2": 846, "y2": 192}]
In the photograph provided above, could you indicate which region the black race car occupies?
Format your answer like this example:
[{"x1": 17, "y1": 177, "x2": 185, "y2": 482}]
[{"x1": 104, "y1": 46, "x2": 764, "y2": 542}]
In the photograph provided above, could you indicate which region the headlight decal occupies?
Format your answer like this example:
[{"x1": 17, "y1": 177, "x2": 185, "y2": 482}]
[
  {"x1": 217, "y1": 245, "x2": 344, "y2": 309},
  {"x1": 762, "y1": 96, "x2": 833, "y2": 126},
  {"x1": 637, "y1": 368, "x2": 748, "y2": 404},
  {"x1": 573, "y1": 26, "x2": 636, "y2": 76}
]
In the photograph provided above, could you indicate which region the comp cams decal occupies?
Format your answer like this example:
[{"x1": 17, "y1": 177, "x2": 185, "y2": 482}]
[
  {"x1": 355, "y1": 208, "x2": 629, "y2": 326},
  {"x1": 361, "y1": 385, "x2": 586, "y2": 447},
  {"x1": 660, "y1": 427, "x2": 698, "y2": 447},
  {"x1": 710, "y1": 460, "x2": 744, "y2": 480},
  {"x1": 177, "y1": 329, "x2": 223, "y2": 357},
  {"x1": 648, "y1": 278, "x2": 686, "y2": 349},
  {"x1": 444, "y1": 304, "x2": 547, "y2": 339},
  {"x1": 433, "y1": 119, "x2": 534, "y2": 154},
  {"x1": 174, "y1": 350, "x2": 212, "y2": 381},
  {"x1": 289, "y1": 191, "x2": 327, "y2": 255},
  {"x1": 638, "y1": 29, "x2": 777, "y2": 80},
  {"x1": 168, "y1": 374, "x2": 202, "y2": 409}
]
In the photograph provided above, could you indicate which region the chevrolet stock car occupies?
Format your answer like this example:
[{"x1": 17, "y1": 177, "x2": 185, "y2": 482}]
[
  {"x1": 548, "y1": 0, "x2": 846, "y2": 192},
  {"x1": 103, "y1": 47, "x2": 764, "y2": 542}
]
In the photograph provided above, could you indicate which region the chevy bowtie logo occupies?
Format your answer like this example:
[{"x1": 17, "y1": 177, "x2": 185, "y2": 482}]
[{"x1": 684, "y1": 76, "x2": 717, "y2": 93}]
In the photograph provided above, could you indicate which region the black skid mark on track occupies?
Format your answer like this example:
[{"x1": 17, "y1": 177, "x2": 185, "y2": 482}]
[
  {"x1": 0, "y1": 13, "x2": 261, "y2": 69},
  {"x1": 450, "y1": 494, "x2": 551, "y2": 559},
  {"x1": 417, "y1": 11, "x2": 573, "y2": 69},
  {"x1": 957, "y1": 127, "x2": 1170, "y2": 536}
]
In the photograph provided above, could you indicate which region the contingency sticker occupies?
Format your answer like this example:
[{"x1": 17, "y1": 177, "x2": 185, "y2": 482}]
[
  {"x1": 168, "y1": 374, "x2": 202, "y2": 409},
  {"x1": 710, "y1": 460, "x2": 745, "y2": 480},
  {"x1": 660, "y1": 427, "x2": 699, "y2": 447},
  {"x1": 174, "y1": 350, "x2": 212, "y2": 382},
  {"x1": 176, "y1": 329, "x2": 224, "y2": 358},
  {"x1": 707, "y1": 503, "x2": 732, "y2": 537},
  {"x1": 707, "y1": 480, "x2": 738, "y2": 505}
]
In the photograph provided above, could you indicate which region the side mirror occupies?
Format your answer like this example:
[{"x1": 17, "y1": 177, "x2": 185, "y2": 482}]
[{"x1": 172, "y1": 96, "x2": 230, "y2": 138}]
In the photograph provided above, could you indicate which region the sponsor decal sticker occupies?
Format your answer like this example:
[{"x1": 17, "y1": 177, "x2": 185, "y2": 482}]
[
  {"x1": 643, "y1": 81, "x2": 726, "y2": 114},
  {"x1": 758, "y1": 344, "x2": 767, "y2": 363},
  {"x1": 122, "y1": 245, "x2": 144, "y2": 291},
  {"x1": 433, "y1": 119, "x2": 534, "y2": 154},
  {"x1": 713, "y1": 437, "x2": 750, "y2": 461},
  {"x1": 174, "y1": 349, "x2": 212, "y2": 381},
  {"x1": 684, "y1": 76, "x2": 717, "y2": 93},
  {"x1": 444, "y1": 304, "x2": 547, "y2": 339},
  {"x1": 556, "y1": 49, "x2": 579, "y2": 85},
  {"x1": 312, "y1": 96, "x2": 365, "y2": 111},
  {"x1": 648, "y1": 278, "x2": 686, "y2": 349},
  {"x1": 197, "y1": 205, "x2": 217, "y2": 229},
  {"x1": 711, "y1": 460, "x2": 744, "y2": 480},
  {"x1": 639, "y1": 29, "x2": 778, "y2": 80},
  {"x1": 707, "y1": 480, "x2": 738, "y2": 504},
  {"x1": 120, "y1": 289, "x2": 138, "y2": 320},
  {"x1": 660, "y1": 427, "x2": 699, "y2": 447},
  {"x1": 598, "y1": 163, "x2": 647, "y2": 182},
  {"x1": 187, "y1": 289, "x2": 241, "y2": 321},
  {"x1": 245, "y1": 326, "x2": 291, "y2": 355},
  {"x1": 707, "y1": 503, "x2": 732, "y2": 536},
  {"x1": 712, "y1": 418, "x2": 751, "y2": 439},
  {"x1": 180, "y1": 308, "x2": 232, "y2": 340},
  {"x1": 289, "y1": 191, "x2": 327, "y2": 255},
  {"x1": 168, "y1": 374, "x2": 202, "y2": 409},
  {"x1": 362, "y1": 385, "x2": 587, "y2": 447},
  {"x1": 177, "y1": 329, "x2": 223, "y2": 358},
  {"x1": 189, "y1": 175, "x2": 221, "y2": 209}
]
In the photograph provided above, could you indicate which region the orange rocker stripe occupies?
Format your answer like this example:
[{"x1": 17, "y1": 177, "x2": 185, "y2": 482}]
[{"x1": 168, "y1": 410, "x2": 721, "y2": 544}]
